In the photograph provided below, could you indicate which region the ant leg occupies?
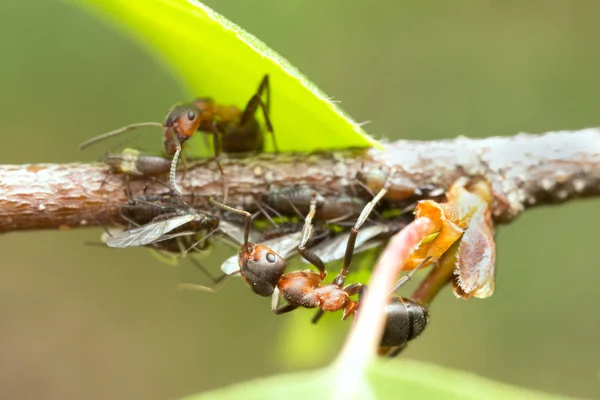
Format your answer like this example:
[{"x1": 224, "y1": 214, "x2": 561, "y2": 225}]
[
  {"x1": 210, "y1": 122, "x2": 224, "y2": 175},
  {"x1": 273, "y1": 304, "x2": 298, "y2": 315},
  {"x1": 99, "y1": 169, "x2": 114, "y2": 190},
  {"x1": 188, "y1": 256, "x2": 221, "y2": 283},
  {"x1": 312, "y1": 282, "x2": 363, "y2": 324},
  {"x1": 297, "y1": 195, "x2": 327, "y2": 280},
  {"x1": 209, "y1": 122, "x2": 228, "y2": 202},
  {"x1": 180, "y1": 151, "x2": 190, "y2": 181},
  {"x1": 311, "y1": 310, "x2": 325, "y2": 324},
  {"x1": 240, "y1": 75, "x2": 278, "y2": 152},
  {"x1": 178, "y1": 270, "x2": 240, "y2": 293},
  {"x1": 387, "y1": 344, "x2": 408, "y2": 358},
  {"x1": 341, "y1": 282, "x2": 362, "y2": 320},
  {"x1": 182, "y1": 227, "x2": 219, "y2": 256},
  {"x1": 209, "y1": 199, "x2": 252, "y2": 253},
  {"x1": 255, "y1": 200, "x2": 280, "y2": 229},
  {"x1": 331, "y1": 179, "x2": 393, "y2": 288},
  {"x1": 286, "y1": 195, "x2": 305, "y2": 219},
  {"x1": 271, "y1": 287, "x2": 298, "y2": 314},
  {"x1": 389, "y1": 256, "x2": 432, "y2": 294}
]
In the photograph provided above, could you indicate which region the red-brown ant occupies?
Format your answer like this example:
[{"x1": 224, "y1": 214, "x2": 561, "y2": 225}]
[
  {"x1": 181, "y1": 177, "x2": 430, "y2": 355},
  {"x1": 80, "y1": 74, "x2": 277, "y2": 194}
]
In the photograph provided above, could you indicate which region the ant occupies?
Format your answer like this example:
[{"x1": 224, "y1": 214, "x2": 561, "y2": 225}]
[
  {"x1": 181, "y1": 176, "x2": 431, "y2": 355},
  {"x1": 80, "y1": 74, "x2": 277, "y2": 194}
]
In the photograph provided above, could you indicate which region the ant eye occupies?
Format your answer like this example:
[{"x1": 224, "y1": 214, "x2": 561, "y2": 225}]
[
  {"x1": 187, "y1": 110, "x2": 196, "y2": 121},
  {"x1": 266, "y1": 253, "x2": 276, "y2": 263}
]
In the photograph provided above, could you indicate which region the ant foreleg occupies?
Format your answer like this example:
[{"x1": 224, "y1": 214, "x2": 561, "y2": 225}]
[
  {"x1": 297, "y1": 196, "x2": 326, "y2": 279},
  {"x1": 271, "y1": 288, "x2": 298, "y2": 314},
  {"x1": 386, "y1": 344, "x2": 408, "y2": 358},
  {"x1": 209, "y1": 198, "x2": 252, "y2": 253},
  {"x1": 209, "y1": 121, "x2": 228, "y2": 201},
  {"x1": 332, "y1": 175, "x2": 394, "y2": 288},
  {"x1": 178, "y1": 270, "x2": 240, "y2": 293}
]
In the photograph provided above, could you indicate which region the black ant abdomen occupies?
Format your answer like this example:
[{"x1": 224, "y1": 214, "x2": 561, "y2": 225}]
[{"x1": 380, "y1": 297, "x2": 429, "y2": 348}]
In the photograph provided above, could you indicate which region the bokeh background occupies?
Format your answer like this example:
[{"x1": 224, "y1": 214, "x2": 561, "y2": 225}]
[{"x1": 1, "y1": 1, "x2": 599, "y2": 399}]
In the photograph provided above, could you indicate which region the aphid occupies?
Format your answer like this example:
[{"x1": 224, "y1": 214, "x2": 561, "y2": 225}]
[
  {"x1": 107, "y1": 206, "x2": 219, "y2": 250},
  {"x1": 104, "y1": 148, "x2": 172, "y2": 177},
  {"x1": 356, "y1": 167, "x2": 419, "y2": 202},
  {"x1": 80, "y1": 74, "x2": 277, "y2": 194},
  {"x1": 263, "y1": 185, "x2": 366, "y2": 222}
]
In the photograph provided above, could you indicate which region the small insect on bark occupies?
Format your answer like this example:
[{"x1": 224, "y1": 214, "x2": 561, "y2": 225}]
[
  {"x1": 104, "y1": 148, "x2": 172, "y2": 177},
  {"x1": 106, "y1": 194, "x2": 220, "y2": 254}
]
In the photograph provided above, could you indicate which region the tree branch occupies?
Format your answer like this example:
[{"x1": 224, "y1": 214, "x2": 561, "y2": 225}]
[{"x1": 1, "y1": 128, "x2": 598, "y2": 233}]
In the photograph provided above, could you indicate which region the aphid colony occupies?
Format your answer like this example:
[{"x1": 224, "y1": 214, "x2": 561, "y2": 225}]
[{"x1": 81, "y1": 75, "x2": 497, "y2": 357}]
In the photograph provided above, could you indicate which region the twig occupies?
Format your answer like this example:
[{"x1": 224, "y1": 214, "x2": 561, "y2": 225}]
[{"x1": 0, "y1": 128, "x2": 599, "y2": 232}]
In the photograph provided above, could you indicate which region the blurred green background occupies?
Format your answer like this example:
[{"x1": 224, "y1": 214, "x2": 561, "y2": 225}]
[{"x1": 1, "y1": 1, "x2": 599, "y2": 399}]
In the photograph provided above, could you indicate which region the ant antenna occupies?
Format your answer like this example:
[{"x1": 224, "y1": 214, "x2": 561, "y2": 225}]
[{"x1": 79, "y1": 122, "x2": 164, "y2": 150}]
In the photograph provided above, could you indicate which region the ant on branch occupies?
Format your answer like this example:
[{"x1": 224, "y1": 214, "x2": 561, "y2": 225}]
[
  {"x1": 180, "y1": 174, "x2": 431, "y2": 355},
  {"x1": 80, "y1": 74, "x2": 277, "y2": 194}
]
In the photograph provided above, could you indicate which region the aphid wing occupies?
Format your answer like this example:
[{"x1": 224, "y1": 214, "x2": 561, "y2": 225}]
[
  {"x1": 151, "y1": 231, "x2": 198, "y2": 243},
  {"x1": 221, "y1": 254, "x2": 241, "y2": 275},
  {"x1": 218, "y1": 220, "x2": 260, "y2": 244},
  {"x1": 264, "y1": 231, "x2": 304, "y2": 258},
  {"x1": 106, "y1": 214, "x2": 196, "y2": 247},
  {"x1": 306, "y1": 225, "x2": 389, "y2": 264}
]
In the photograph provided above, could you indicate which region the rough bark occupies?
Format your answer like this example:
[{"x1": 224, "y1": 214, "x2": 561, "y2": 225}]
[{"x1": 1, "y1": 128, "x2": 599, "y2": 233}]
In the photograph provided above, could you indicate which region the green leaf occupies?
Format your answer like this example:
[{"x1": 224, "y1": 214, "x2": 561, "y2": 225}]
[
  {"x1": 71, "y1": 0, "x2": 380, "y2": 155},
  {"x1": 182, "y1": 360, "x2": 573, "y2": 400}
]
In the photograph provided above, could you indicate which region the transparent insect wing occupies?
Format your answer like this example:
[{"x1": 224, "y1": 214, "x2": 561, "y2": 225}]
[
  {"x1": 218, "y1": 220, "x2": 260, "y2": 244},
  {"x1": 106, "y1": 214, "x2": 198, "y2": 248},
  {"x1": 265, "y1": 231, "x2": 304, "y2": 258},
  {"x1": 220, "y1": 255, "x2": 240, "y2": 275},
  {"x1": 302, "y1": 224, "x2": 389, "y2": 264}
]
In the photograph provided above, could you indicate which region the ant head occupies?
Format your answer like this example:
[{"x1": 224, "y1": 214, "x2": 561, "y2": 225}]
[
  {"x1": 163, "y1": 103, "x2": 202, "y2": 154},
  {"x1": 239, "y1": 243, "x2": 286, "y2": 297}
]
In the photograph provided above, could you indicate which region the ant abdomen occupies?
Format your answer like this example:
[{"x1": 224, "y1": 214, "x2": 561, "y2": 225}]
[{"x1": 380, "y1": 297, "x2": 429, "y2": 348}]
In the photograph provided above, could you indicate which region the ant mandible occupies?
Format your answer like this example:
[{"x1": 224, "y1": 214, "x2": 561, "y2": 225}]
[{"x1": 80, "y1": 74, "x2": 277, "y2": 194}]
